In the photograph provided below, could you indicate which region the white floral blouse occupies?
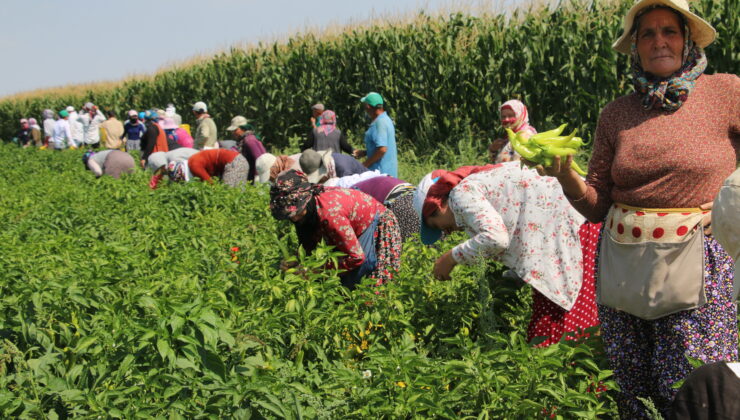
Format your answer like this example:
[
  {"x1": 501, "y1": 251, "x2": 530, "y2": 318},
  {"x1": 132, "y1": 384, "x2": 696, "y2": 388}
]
[{"x1": 449, "y1": 162, "x2": 586, "y2": 310}]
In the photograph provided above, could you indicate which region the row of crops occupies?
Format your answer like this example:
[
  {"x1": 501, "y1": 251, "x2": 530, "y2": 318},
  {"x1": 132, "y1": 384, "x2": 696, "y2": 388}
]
[
  {"x1": 0, "y1": 146, "x2": 618, "y2": 418},
  {"x1": 0, "y1": 0, "x2": 737, "y2": 155}
]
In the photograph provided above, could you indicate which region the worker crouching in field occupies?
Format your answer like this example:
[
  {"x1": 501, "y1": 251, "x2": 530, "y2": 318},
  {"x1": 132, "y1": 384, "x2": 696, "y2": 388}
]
[
  {"x1": 169, "y1": 149, "x2": 248, "y2": 187},
  {"x1": 351, "y1": 175, "x2": 419, "y2": 243},
  {"x1": 82, "y1": 150, "x2": 136, "y2": 179},
  {"x1": 147, "y1": 148, "x2": 199, "y2": 189},
  {"x1": 299, "y1": 149, "x2": 368, "y2": 184},
  {"x1": 254, "y1": 153, "x2": 303, "y2": 184},
  {"x1": 270, "y1": 170, "x2": 401, "y2": 290},
  {"x1": 414, "y1": 162, "x2": 601, "y2": 346}
]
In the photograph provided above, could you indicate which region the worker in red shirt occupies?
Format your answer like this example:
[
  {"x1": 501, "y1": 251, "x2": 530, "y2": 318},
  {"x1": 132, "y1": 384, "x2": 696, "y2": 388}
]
[{"x1": 169, "y1": 149, "x2": 249, "y2": 187}]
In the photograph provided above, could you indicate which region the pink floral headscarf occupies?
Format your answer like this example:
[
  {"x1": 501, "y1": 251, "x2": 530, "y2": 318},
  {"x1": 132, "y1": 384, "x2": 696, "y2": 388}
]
[
  {"x1": 318, "y1": 110, "x2": 336, "y2": 136},
  {"x1": 499, "y1": 100, "x2": 537, "y2": 135}
]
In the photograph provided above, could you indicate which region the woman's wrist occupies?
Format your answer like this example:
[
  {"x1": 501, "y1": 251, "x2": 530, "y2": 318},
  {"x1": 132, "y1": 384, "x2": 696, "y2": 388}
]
[{"x1": 557, "y1": 171, "x2": 588, "y2": 200}]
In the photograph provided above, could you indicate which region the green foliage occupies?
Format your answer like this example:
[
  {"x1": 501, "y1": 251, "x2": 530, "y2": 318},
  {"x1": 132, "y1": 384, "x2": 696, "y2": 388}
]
[
  {"x1": 1, "y1": 0, "x2": 737, "y2": 156},
  {"x1": 0, "y1": 145, "x2": 619, "y2": 417}
]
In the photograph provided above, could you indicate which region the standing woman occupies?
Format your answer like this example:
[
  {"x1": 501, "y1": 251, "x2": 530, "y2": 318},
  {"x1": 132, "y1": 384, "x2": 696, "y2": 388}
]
[
  {"x1": 538, "y1": 1, "x2": 739, "y2": 417},
  {"x1": 29, "y1": 118, "x2": 42, "y2": 147},
  {"x1": 490, "y1": 99, "x2": 537, "y2": 163},
  {"x1": 270, "y1": 170, "x2": 402, "y2": 289},
  {"x1": 302, "y1": 110, "x2": 354, "y2": 154},
  {"x1": 414, "y1": 163, "x2": 601, "y2": 347}
]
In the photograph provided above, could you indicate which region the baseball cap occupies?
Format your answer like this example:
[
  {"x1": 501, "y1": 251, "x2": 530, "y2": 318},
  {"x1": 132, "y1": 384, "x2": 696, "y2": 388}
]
[
  {"x1": 360, "y1": 92, "x2": 384, "y2": 107},
  {"x1": 226, "y1": 115, "x2": 248, "y2": 131},
  {"x1": 192, "y1": 101, "x2": 208, "y2": 112},
  {"x1": 413, "y1": 173, "x2": 443, "y2": 245},
  {"x1": 128, "y1": 110, "x2": 138, "y2": 117},
  {"x1": 66, "y1": 106, "x2": 75, "y2": 112}
]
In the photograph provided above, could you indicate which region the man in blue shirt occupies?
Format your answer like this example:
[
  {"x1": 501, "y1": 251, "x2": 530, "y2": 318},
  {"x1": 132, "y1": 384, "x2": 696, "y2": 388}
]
[{"x1": 353, "y1": 92, "x2": 398, "y2": 178}]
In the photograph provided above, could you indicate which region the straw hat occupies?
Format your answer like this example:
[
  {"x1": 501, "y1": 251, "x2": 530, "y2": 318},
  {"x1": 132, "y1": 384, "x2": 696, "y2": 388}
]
[{"x1": 612, "y1": 0, "x2": 716, "y2": 54}]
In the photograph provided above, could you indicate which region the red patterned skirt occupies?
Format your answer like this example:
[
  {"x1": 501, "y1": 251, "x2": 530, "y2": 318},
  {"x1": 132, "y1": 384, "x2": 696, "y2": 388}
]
[{"x1": 526, "y1": 222, "x2": 601, "y2": 346}]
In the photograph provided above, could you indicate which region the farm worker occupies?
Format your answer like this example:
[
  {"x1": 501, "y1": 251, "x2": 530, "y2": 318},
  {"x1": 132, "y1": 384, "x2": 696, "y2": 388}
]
[
  {"x1": 28, "y1": 118, "x2": 42, "y2": 147},
  {"x1": 160, "y1": 118, "x2": 185, "y2": 150},
  {"x1": 173, "y1": 149, "x2": 248, "y2": 187},
  {"x1": 300, "y1": 149, "x2": 368, "y2": 184},
  {"x1": 192, "y1": 101, "x2": 218, "y2": 150},
  {"x1": 310, "y1": 103, "x2": 324, "y2": 127},
  {"x1": 254, "y1": 153, "x2": 303, "y2": 184},
  {"x1": 147, "y1": 148, "x2": 199, "y2": 188},
  {"x1": 489, "y1": 99, "x2": 537, "y2": 163},
  {"x1": 302, "y1": 110, "x2": 354, "y2": 155},
  {"x1": 100, "y1": 110, "x2": 124, "y2": 150},
  {"x1": 536, "y1": 1, "x2": 739, "y2": 417},
  {"x1": 78, "y1": 102, "x2": 106, "y2": 148},
  {"x1": 270, "y1": 169, "x2": 402, "y2": 289},
  {"x1": 51, "y1": 110, "x2": 73, "y2": 150},
  {"x1": 352, "y1": 176, "x2": 419, "y2": 242},
  {"x1": 353, "y1": 92, "x2": 398, "y2": 177},
  {"x1": 83, "y1": 150, "x2": 136, "y2": 179},
  {"x1": 66, "y1": 106, "x2": 84, "y2": 148},
  {"x1": 165, "y1": 103, "x2": 182, "y2": 126},
  {"x1": 16, "y1": 119, "x2": 31, "y2": 147},
  {"x1": 161, "y1": 117, "x2": 193, "y2": 149},
  {"x1": 140, "y1": 110, "x2": 168, "y2": 168},
  {"x1": 42, "y1": 109, "x2": 55, "y2": 148},
  {"x1": 414, "y1": 163, "x2": 600, "y2": 347},
  {"x1": 667, "y1": 361, "x2": 740, "y2": 419},
  {"x1": 323, "y1": 170, "x2": 386, "y2": 189},
  {"x1": 226, "y1": 115, "x2": 266, "y2": 182},
  {"x1": 122, "y1": 110, "x2": 146, "y2": 152}
]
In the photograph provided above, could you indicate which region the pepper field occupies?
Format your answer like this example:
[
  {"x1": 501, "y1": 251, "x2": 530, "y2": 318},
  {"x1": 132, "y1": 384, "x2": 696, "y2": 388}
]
[
  {"x1": 0, "y1": 146, "x2": 620, "y2": 418},
  {"x1": 0, "y1": 0, "x2": 738, "y2": 417}
]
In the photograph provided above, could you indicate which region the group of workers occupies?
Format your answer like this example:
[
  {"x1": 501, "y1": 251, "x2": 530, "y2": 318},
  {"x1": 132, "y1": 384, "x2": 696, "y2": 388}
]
[{"x1": 8, "y1": 1, "x2": 740, "y2": 418}]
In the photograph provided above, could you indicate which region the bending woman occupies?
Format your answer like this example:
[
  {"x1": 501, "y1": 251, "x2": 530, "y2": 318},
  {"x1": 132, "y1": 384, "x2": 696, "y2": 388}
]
[
  {"x1": 414, "y1": 162, "x2": 600, "y2": 346},
  {"x1": 270, "y1": 170, "x2": 401, "y2": 289}
]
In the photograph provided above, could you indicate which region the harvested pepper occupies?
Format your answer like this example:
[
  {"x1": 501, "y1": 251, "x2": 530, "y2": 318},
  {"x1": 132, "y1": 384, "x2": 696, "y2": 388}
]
[{"x1": 505, "y1": 124, "x2": 588, "y2": 176}]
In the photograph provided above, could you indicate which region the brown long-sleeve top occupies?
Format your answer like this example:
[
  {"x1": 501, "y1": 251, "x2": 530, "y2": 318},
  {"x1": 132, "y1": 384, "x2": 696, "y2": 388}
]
[{"x1": 570, "y1": 73, "x2": 740, "y2": 223}]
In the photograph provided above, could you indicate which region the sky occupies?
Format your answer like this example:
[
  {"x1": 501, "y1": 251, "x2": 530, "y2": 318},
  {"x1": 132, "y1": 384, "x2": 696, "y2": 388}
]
[{"x1": 0, "y1": 0, "x2": 523, "y2": 98}]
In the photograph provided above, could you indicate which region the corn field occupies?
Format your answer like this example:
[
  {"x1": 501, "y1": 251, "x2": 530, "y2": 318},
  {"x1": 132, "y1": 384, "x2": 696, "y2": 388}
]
[{"x1": 0, "y1": 0, "x2": 737, "y2": 154}]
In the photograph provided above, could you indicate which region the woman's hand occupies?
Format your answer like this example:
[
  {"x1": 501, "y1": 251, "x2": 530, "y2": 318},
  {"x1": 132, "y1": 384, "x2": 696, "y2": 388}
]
[
  {"x1": 700, "y1": 201, "x2": 712, "y2": 236},
  {"x1": 433, "y1": 250, "x2": 458, "y2": 280},
  {"x1": 522, "y1": 154, "x2": 572, "y2": 178},
  {"x1": 523, "y1": 155, "x2": 588, "y2": 200}
]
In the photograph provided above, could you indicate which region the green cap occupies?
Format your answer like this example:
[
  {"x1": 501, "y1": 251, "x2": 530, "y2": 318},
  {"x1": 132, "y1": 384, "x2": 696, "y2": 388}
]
[
  {"x1": 59, "y1": 110, "x2": 69, "y2": 118},
  {"x1": 361, "y1": 92, "x2": 384, "y2": 107}
]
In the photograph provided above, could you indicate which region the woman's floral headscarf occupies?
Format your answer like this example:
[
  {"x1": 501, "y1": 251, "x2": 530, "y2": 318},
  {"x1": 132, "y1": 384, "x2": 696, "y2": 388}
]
[
  {"x1": 499, "y1": 100, "x2": 537, "y2": 135},
  {"x1": 630, "y1": 7, "x2": 707, "y2": 112},
  {"x1": 318, "y1": 110, "x2": 337, "y2": 136},
  {"x1": 270, "y1": 170, "x2": 324, "y2": 220}
]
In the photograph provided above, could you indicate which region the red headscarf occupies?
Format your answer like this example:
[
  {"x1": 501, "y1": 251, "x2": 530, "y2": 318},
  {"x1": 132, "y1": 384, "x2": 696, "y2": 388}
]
[{"x1": 421, "y1": 164, "x2": 500, "y2": 218}]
